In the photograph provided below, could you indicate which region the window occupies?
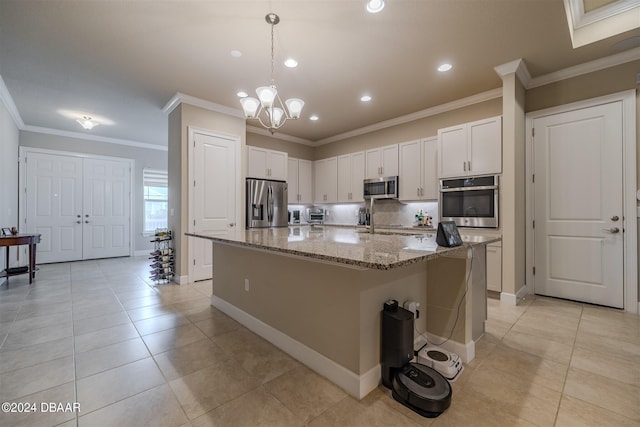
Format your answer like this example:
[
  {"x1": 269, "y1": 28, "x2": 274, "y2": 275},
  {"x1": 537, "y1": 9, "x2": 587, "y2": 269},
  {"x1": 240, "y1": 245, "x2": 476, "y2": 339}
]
[{"x1": 143, "y1": 169, "x2": 168, "y2": 233}]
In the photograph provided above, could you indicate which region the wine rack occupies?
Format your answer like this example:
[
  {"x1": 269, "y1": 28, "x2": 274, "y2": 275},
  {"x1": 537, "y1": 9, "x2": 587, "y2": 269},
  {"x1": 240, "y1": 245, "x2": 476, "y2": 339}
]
[{"x1": 149, "y1": 228, "x2": 174, "y2": 283}]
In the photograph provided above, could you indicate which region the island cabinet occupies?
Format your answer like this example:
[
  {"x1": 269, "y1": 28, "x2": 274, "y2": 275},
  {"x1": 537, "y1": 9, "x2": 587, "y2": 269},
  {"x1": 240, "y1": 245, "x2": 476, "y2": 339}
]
[
  {"x1": 287, "y1": 158, "x2": 313, "y2": 204},
  {"x1": 365, "y1": 144, "x2": 398, "y2": 179},
  {"x1": 337, "y1": 151, "x2": 365, "y2": 203},
  {"x1": 247, "y1": 146, "x2": 288, "y2": 181},
  {"x1": 486, "y1": 241, "x2": 502, "y2": 292},
  {"x1": 399, "y1": 137, "x2": 438, "y2": 201},
  {"x1": 314, "y1": 157, "x2": 338, "y2": 203},
  {"x1": 438, "y1": 116, "x2": 502, "y2": 178},
  {"x1": 187, "y1": 227, "x2": 496, "y2": 400}
]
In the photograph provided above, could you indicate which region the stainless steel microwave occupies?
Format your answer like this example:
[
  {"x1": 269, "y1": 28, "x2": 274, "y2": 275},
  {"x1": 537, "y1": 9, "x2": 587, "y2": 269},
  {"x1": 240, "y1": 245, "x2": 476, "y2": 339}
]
[
  {"x1": 439, "y1": 175, "x2": 499, "y2": 228},
  {"x1": 363, "y1": 176, "x2": 398, "y2": 200}
]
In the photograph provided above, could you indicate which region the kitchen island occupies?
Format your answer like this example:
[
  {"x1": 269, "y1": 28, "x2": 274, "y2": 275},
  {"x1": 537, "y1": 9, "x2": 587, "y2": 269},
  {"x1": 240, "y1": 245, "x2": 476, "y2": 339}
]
[{"x1": 187, "y1": 225, "x2": 499, "y2": 399}]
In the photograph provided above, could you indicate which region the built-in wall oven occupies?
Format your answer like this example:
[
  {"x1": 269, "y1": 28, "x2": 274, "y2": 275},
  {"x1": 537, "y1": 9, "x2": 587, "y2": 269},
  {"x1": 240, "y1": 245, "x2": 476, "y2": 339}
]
[{"x1": 439, "y1": 175, "x2": 499, "y2": 228}]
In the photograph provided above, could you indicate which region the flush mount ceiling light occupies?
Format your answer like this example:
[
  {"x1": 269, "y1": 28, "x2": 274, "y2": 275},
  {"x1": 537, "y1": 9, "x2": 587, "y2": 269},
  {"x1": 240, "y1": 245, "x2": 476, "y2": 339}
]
[
  {"x1": 76, "y1": 115, "x2": 99, "y2": 130},
  {"x1": 366, "y1": 0, "x2": 385, "y2": 13},
  {"x1": 360, "y1": 95, "x2": 372, "y2": 102},
  {"x1": 239, "y1": 13, "x2": 304, "y2": 134}
]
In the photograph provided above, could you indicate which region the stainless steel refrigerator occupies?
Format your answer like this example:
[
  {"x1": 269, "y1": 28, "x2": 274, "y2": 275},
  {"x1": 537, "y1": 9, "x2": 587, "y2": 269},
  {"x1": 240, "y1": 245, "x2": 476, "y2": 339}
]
[{"x1": 246, "y1": 178, "x2": 288, "y2": 228}]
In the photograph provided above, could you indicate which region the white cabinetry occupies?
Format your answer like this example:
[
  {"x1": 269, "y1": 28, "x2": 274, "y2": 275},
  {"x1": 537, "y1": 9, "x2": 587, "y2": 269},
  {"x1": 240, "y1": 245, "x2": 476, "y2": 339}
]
[
  {"x1": 337, "y1": 151, "x2": 365, "y2": 203},
  {"x1": 438, "y1": 116, "x2": 502, "y2": 178},
  {"x1": 486, "y1": 241, "x2": 502, "y2": 292},
  {"x1": 365, "y1": 144, "x2": 398, "y2": 179},
  {"x1": 247, "y1": 146, "x2": 288, "y2": 181},
  {"x1": 287, "y1": 158, "x2": 313, "y2": 204},
  {"x1": 314, "y1": 157, "x2": 338, "y2": 203},
  {"x1": 399, "y1": 137, "x2": 438, "y2": 201}
]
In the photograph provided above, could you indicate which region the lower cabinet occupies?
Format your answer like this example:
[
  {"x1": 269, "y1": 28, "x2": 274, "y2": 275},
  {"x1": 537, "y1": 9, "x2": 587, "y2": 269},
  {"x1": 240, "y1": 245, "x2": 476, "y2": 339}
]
[{"x1": 486, "y1": 241, "x2": 502, "y2": 292}]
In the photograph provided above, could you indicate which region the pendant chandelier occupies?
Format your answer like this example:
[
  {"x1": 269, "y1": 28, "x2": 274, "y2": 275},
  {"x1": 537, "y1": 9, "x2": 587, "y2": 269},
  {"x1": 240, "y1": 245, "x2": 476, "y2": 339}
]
[{"x1": 239, "y1": 13, "x2": 304, "y2": 134}]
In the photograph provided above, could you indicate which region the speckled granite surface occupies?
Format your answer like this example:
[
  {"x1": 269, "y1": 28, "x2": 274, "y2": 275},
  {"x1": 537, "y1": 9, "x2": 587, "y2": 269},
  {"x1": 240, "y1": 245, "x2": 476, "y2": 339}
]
[{"x1": 187, "y1": 225, "x2": 500, "y2": 270}]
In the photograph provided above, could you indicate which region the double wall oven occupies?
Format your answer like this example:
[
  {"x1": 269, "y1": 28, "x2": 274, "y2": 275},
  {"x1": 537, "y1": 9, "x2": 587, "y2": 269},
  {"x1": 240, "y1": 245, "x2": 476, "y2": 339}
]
[{"x1": 439, "y1": 175, "x2": 499, "y2": 228}]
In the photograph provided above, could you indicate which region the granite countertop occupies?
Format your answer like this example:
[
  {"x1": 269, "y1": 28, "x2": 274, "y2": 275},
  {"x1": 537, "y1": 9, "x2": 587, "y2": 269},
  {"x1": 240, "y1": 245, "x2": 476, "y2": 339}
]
[{"x1": 187, "y1": 225, "x2": 500, "y2": 270}]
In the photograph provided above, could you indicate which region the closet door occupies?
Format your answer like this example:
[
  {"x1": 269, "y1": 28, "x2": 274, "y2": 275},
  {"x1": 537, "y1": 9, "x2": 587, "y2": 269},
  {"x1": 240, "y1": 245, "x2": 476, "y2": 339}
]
[
  {"x1": 25, "y1": 152, "x2": 83, "y2": 263},
  {"x1": 82, "y1": 158, "x2": 131, "y2": 259}
]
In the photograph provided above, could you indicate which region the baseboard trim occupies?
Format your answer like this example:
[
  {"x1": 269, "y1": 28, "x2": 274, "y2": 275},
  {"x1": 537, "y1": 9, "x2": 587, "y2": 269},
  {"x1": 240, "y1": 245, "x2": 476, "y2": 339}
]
[
  {"x1": 174, "y1": 275, "x2": 189, "y2": 285},
  {"x1": 211, "y1": 295, "x2": 379, "y2": 399},
  {"x1": 500, "y1": 284, "x2": 529, "y2": 306}
]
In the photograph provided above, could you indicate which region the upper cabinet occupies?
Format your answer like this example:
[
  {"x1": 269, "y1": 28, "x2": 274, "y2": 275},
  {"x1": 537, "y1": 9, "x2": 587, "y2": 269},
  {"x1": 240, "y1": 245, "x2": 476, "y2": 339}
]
[
  {"x1": 247, "y1": 146, "x2": 288, "y2": 181},
  {"x1": 337, "y1": 151, "x2": 365, "y2": 203},
  {"x1": 438, "y1": 116, "x2": 502, "y2": 178},
  {"x1": 314, "y1": 157, "x2": 338, "y2": 203},
  {"x1": 287, "y1": 158, "x2": 313, "y2": 204},
  {"x1": 399, "y1": 137, "x2": 438, "y2": 201},
  {"x1": 365, "y1": 144, "x2": 399, "y2": 179}
]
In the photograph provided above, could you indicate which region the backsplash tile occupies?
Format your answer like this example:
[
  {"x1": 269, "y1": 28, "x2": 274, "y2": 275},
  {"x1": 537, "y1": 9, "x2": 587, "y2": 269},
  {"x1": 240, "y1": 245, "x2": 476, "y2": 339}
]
[{"x1": 314, "y1": 200, "x2": 439, "y2": 227}]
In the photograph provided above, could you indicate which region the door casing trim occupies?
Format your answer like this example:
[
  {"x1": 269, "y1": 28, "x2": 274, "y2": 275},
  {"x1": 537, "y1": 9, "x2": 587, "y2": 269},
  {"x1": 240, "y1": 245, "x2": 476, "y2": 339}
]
[{"x1": 525, "y1": 89, "x2": 637, "y2": 313}]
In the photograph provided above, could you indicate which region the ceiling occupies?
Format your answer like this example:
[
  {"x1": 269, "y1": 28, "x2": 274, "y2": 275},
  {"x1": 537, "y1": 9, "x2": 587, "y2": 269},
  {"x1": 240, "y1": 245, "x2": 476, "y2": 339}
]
[{"x1": 1, "y1": 0, "x2": 639, "y2": 148}]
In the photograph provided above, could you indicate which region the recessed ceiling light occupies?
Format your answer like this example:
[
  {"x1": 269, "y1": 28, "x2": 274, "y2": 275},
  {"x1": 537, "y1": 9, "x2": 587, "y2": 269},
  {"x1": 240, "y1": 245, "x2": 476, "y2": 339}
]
[
  {"x1": 230, "y1": 50, "x2": 242, "y2": 58},
  {"x1": 309, "y1": 115, "x2": 319, "y2": 121},
  {"x1": 438, "y1": 63, "x2": 453, "y2": 72},
  {"x1": 76, "y1": 116, "x2": 99, "y2": 130},
  {"x1": 284, "y1": 58, "x2": 298, "y2": 68},
  {"x1": 360, "y1": 95, "x2": 372, "y2": 102},
  {"x1": 366, "y1": 0, "x2": 385, "y2": 13},
  {"x1": 237, "y1": 91, "x2": 248, "y2": 98}
]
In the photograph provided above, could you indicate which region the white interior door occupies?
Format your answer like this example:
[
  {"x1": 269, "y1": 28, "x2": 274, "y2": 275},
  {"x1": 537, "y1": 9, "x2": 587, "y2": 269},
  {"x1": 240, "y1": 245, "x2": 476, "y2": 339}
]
[
  {"x1": 533, "y1": 101, "x2": 624, "y2": 308},
  {"x1": 190, "y1": 130, "x2": 238, "y2": 282},
  {"x1": 26, "y1": 152, "x2": 83, "y2": 263},
  {"x1": 82, "y1": 158, "x2": 131, "y2": 259}
]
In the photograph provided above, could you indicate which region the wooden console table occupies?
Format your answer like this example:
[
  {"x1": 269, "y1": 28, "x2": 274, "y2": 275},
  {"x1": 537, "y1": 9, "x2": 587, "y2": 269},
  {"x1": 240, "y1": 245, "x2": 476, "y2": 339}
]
[{"x1": 0, "y1": 234, "x2": 41, "y2": 284}]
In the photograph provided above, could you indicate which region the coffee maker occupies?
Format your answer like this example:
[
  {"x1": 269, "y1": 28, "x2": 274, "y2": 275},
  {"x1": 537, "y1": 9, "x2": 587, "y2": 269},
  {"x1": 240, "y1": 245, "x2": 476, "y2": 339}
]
[{"x1": 381, "y1": 300, "x2": 452, "y2": 418}]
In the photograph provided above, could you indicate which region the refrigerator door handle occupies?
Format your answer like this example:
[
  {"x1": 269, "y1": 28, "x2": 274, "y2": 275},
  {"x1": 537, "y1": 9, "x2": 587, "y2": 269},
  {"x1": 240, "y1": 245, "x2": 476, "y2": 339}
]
[{"x1": 267, "y1": 185, "x2": 273, "y2": 222}]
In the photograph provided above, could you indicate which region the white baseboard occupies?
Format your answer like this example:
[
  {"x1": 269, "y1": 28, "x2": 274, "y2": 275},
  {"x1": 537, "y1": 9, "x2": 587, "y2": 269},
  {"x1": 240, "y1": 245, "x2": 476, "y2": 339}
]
[
  {"x1": 500, "y1": 284, "x2": 529, "y2": 306},
  {"x1": 174, "y1": 275, "x2": 189, "y2": 285},
  {"x1": 211, "y1": 295, "x2": 379, "y2": 399}
]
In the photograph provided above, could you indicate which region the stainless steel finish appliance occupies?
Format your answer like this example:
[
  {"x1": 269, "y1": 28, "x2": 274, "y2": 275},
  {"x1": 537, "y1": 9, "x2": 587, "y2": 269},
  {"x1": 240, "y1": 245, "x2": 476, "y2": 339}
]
[
  {"x1": 439, "y1": 175, "x2": 499, "y2": 228},
  {"x1": 363, "y1": 176, "x2": 399, "y2": 200},
  {"x1": 246, "y1": 178, "x2": 288, "y2": 228},
  {"x1": 308, "y1": 208, "x2": 325, "y2": 224}
]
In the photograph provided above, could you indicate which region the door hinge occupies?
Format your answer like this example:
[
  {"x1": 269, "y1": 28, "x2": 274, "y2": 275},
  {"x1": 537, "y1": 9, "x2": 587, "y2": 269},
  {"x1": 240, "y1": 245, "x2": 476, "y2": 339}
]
[
  {"x1": 193, "y1": 259, "x2": 196, "y2": 266},
  {"x1": 532, "y1": 220, "x2": 535, "y2": 229},
  {"x1": 533, "y1": 266, "x2": 536, "y2": 275},
  {"x1": 532, "y1": 174, "x2": 535, "y2": 183},
  {"x1": 532, "y1": 128, "x2": 535, "y2": 137},
  {"x1": 193, "y1": 180, "x2": 196, "y2": 187}
]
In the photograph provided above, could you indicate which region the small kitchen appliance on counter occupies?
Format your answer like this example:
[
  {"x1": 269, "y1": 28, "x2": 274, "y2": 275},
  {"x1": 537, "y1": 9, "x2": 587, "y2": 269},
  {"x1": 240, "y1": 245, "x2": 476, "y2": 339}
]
[
  {"x1": 288, "y1": 209, "x2": 301, "y2": 224},
  {"x1": 381, "y1": 300, "x2": 452, "y2": 418},
  {"x1": 307, "y1": 208, "x2": 325, "y2": 224}
]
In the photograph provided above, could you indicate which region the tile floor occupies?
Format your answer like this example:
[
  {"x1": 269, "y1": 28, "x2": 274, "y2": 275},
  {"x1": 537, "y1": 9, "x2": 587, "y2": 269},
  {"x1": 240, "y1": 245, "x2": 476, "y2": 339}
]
[{"x1": 0, "y1": 256, "x2": 638, "y2": 426}]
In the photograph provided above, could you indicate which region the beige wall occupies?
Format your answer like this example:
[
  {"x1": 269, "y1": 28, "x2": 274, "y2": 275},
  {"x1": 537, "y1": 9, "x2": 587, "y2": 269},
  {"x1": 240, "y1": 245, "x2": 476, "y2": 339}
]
[
  {"x1": 314, "y1": 98, "x2": 503, "y2": 160},
  {"x1": 246, "y1": 132, "x2": 314, "y2": 160},
  {"x1": 167, "y1": 103, "x2": 246, "y2": 279},
  {"x1": 0, "y1": 100, "x2": 19, "y2": 278}
]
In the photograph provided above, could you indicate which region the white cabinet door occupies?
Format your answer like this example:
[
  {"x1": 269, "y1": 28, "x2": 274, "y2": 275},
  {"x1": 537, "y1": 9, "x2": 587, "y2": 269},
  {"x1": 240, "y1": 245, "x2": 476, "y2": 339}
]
[
  {"x1": 350, "y1": 151, "x2": 365, "y2": 202},
  {"x1": 314, "y1": 157, "x2": 337, "y2": 203},
  {"x1": 337, "y1": 155, "x2": 351, "y2": 203},
  {"x1": 422, "y1": 137, "x2": 439, "y2": 199},
  {"x1": 287, "y1": 158, "x2": 299, "y2": 204},
  {"x1": 381, "y1": 144, "x2": 399, "y2": 176},
  {"x1": 365, "y1": 148, "x2": 382, "y2": 179},
  {"x1": 268, "y1": 150, "x2": 288, "y2": 181},
  {"x1": 399, "y1": 140, "x2": 422, "y2": 200},
  {"x1": 247, "y1": 146, "x2": 287, "y2": 180},
  {"x1": 438, "y1": 124, "x2": 467, "y2": 178},
  {"x1": 298, "y1": 159, "x2": 313, "y2": 204},
  {"x1": 468, "y1": 116, "x2": 501, "y2": 176}
]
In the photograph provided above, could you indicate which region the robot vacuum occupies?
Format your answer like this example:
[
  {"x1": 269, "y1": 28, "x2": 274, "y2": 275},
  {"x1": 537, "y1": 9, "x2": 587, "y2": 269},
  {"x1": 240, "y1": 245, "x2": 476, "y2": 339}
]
[{"x1": 391, "y1": 362, "x2": 452, "y2": 417}]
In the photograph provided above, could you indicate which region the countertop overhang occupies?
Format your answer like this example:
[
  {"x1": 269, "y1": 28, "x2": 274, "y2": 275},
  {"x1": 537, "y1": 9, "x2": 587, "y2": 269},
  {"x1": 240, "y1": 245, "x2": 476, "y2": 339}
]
[{"x1": 187, "y1": 225, "x2": 500, "y2": 270}]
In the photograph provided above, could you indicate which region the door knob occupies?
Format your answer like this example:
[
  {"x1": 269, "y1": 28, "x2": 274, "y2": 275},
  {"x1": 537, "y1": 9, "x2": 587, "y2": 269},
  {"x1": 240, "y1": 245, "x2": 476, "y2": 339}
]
[
  {"x1": 85, "y1": 220, "x2": 90, "y2": 224},
  {"x1": 603, "y1": 227, "x2": 620, "y2": 233},
  {"x1": 76, "y1": 221, "x2": 81, "y2": 224},
  {"x1": 610, "y1": 215, "x2": 619, "y2": 221},
  {"x1": 228, "y1": 223, "x2": 235, "y2": 227}
]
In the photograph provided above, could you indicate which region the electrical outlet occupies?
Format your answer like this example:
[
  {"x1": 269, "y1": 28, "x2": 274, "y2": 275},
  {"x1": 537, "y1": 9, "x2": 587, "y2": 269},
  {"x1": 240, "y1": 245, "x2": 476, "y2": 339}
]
[{"x1": 244, "y1": 278, "x2": 249, "y2": 291}]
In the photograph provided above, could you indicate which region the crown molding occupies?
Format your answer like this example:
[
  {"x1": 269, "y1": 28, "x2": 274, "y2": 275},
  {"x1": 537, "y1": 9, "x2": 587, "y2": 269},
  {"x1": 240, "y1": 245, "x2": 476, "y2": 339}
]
[
  {"x1": 22, "y1": 125, "x2": 168, "y2": 151},
  {"x1": 494, "y1": 58, "x2": 532, "y2": 87},
  {"x1": 162, "y1": 92, "x2": 244, "y2": 118},
  {"x1": 0, "y1": 75, "x2": 25, "y2": 128},
  {"x1": 528, "y1": 46, "x2": 640, "y2": 89},
  {"x1": 314, "y1": 88, "x2": 503, "y2": 146},
  {"x1": 246, "y1": 125, "x2": 315, "y2": 146}
]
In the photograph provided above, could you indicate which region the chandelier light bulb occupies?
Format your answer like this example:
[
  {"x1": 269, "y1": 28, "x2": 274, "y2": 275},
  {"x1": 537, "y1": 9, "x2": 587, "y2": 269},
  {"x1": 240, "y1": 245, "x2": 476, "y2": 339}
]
[
  {"x1": 285, "y1": 98, "x2": 304, "y2": 119},
  {"x1": 256, "y1": 86, "x2": 278, "y2": 109},
  {"x1": 240, "y1": 97, "x2": 260, "y2": 118},
  {"x1": 271, "y1": 107, "x2": 285, "y2": 127}
]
